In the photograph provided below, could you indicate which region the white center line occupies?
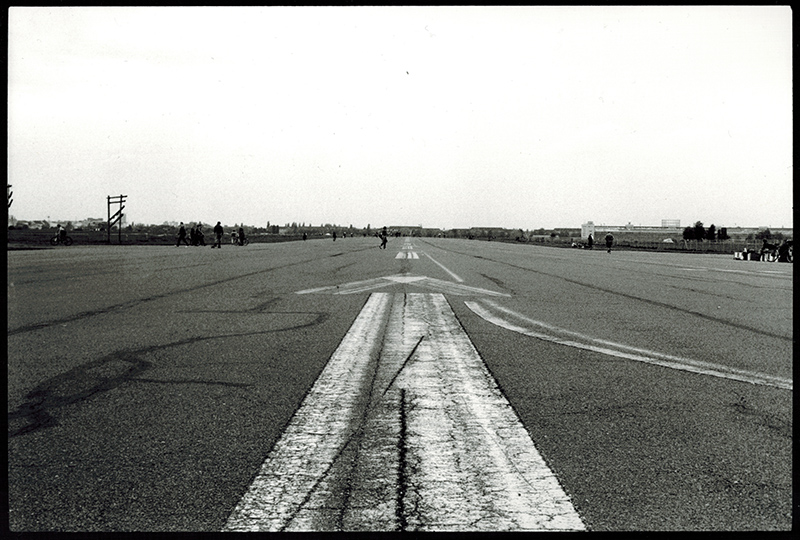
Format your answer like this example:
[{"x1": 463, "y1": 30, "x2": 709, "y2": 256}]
[
  {"x1": 224, "y1": 293, "x2": 584, "y2": 531},
  {"x1": 223, "y1": 293, "x2": 392, "y2": 532}
]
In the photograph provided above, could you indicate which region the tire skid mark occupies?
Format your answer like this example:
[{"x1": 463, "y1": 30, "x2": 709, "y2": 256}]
[
  {"x1": 8, "y1": 312, "x2": 329, "y2": 438},
  {"x1": 416, "y1": 240, "x2": 791, "y2": 342},
  {"x1": 418, "y1": 238, "x2": 793, "y2": 285},
  {"x1": 8, "y1": 254, "x2": 338, "y2": 336},
  {"x1": 9, "y1": 257, "x2": 211, "y2": 286}
]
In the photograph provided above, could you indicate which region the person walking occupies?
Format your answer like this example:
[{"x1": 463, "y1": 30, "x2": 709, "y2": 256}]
[
  {"x1": 196, "y1": 223, "x2": 206, "y2": 246},
  {"x1": 212, "y1": 221, "x2": 224, "y2": 248},
  {"x1": 238, "y1": 226, "x2": 245, "y2": 246},
  {"x1": 605, "y1": 233, "x2": 614, "y2": 253},
  {"x1": 176, "y1": 222, "x2": 189, "y2": 246},
  {"x1": 587, "y1": 233, "x2": 594, "y2": 249}
]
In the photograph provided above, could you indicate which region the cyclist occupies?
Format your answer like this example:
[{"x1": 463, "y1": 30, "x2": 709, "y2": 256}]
[{"x1": 58, "y1": 224, "x2": 66, "y2": 242}]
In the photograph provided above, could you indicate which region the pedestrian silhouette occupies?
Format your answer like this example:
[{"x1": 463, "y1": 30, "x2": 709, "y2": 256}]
[
  {"x1": 196, "y1": 223, "x2": 206, "y2": 246},
  {"x1": 176, "y1": 222, "x2": 189, "y2": 246},
  {"x1": 212, "y1": 221, "x2": 223, "y2": 248}
]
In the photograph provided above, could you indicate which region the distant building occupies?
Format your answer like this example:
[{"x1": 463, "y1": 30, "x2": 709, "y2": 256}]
[
  {"x1": 582, "y1": 220, "x2": 684, "y2": 240},
  {"x1": 581, "y1": 221, "x2": 596, "y2": 239},
  {"x1": 26, "y1": 220, "x2": 48, "y2": 230},
  {"x1": 388, "y1": 225, "x2": 423, "y2": 236},
  {"x1": 581, "y1": 220, "x2": 792, "y2": 242},
  {"x1": 9, "y1": 220, "x2": 49, "y2": 230},
  {"x1": 74, "y1": 217, "x2": 106, "y2": 230}
]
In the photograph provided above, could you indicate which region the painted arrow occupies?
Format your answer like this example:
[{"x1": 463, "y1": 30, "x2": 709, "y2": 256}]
[{"x1": 295, "y1": 274, "x2": 510, "y2": 297}]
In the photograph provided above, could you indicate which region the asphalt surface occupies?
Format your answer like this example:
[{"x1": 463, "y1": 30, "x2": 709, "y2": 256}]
[{"x1": 6, "y1": 237, "x2": 793, "y2": 531}]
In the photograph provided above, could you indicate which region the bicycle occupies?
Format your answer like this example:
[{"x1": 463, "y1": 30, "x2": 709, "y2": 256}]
[
  {"x1": 760, "y1": 242, "x2": 794, "y2": 263},
  {"x1": 50, "y1": 235, "x2": 73, "y2": 246},
  {"x1": 759, "y1": 241, "x2": 790, "y2": 262},
  {"x1": 760, "y1": 248, "x2": 778, "y2": 262}
]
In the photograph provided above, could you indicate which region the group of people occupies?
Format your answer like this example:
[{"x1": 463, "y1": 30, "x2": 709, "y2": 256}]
[
  {"x1": 758, "y1": 238, "x2": 793, "y2": 262},
  {"x1": 585, "y1": 233, "x2": 614, "y2": 252},
  {"x1": 176, "y1": 222, "x2": 204, "y2": 246},
  {"x1": 177, "y1": 222, "x2": 245, "y2": 248},
  {"x1": 229, "y1": 227, "x2": 247, "y2": 246}
]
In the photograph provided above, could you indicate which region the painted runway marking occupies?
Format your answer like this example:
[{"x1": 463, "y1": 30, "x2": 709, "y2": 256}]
[
  {"x1": 684, "y1": 265, "x2": 788, "y2": 277},
  {"x1": 395, "y1": 251, "x2": 420, "y2": 259},
  {"x1": 295, "y1": 275, "x2": 509, "y2": 297},
  {"x1": 466, "y1": 299, "x2": 792, "y2": 391},
  {"x1": 423, "y1": 252, "x2": 464, "y2": 282},
  {"x1": 710, "y1": 267, "x2": 791, "y2": 277},
  {"x1": 224, "y1": 293, "x2": 584, "y2": 532}
]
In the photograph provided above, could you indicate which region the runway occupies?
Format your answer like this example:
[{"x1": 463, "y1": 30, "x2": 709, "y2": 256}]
[{"x1": 7, "y1": 237, "x2": 792, "y2": 531}]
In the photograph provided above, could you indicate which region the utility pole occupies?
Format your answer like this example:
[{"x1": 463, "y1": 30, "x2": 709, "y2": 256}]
[{"x1": 107, "y1": 194, "x2": 127, "y2": 244}]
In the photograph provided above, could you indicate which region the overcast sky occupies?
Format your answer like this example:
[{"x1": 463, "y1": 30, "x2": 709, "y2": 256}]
[{"x1": 7, "y1": 6, "x2": 793, "y2": 230}]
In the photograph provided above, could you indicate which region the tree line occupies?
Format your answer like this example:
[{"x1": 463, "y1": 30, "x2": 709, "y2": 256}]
[
  {"x1": 682, "y1": 221, "x2": 786, "y2": 242},
  {"x1": 682, "y1": 222, "x2": 725, "y2": 241}
]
